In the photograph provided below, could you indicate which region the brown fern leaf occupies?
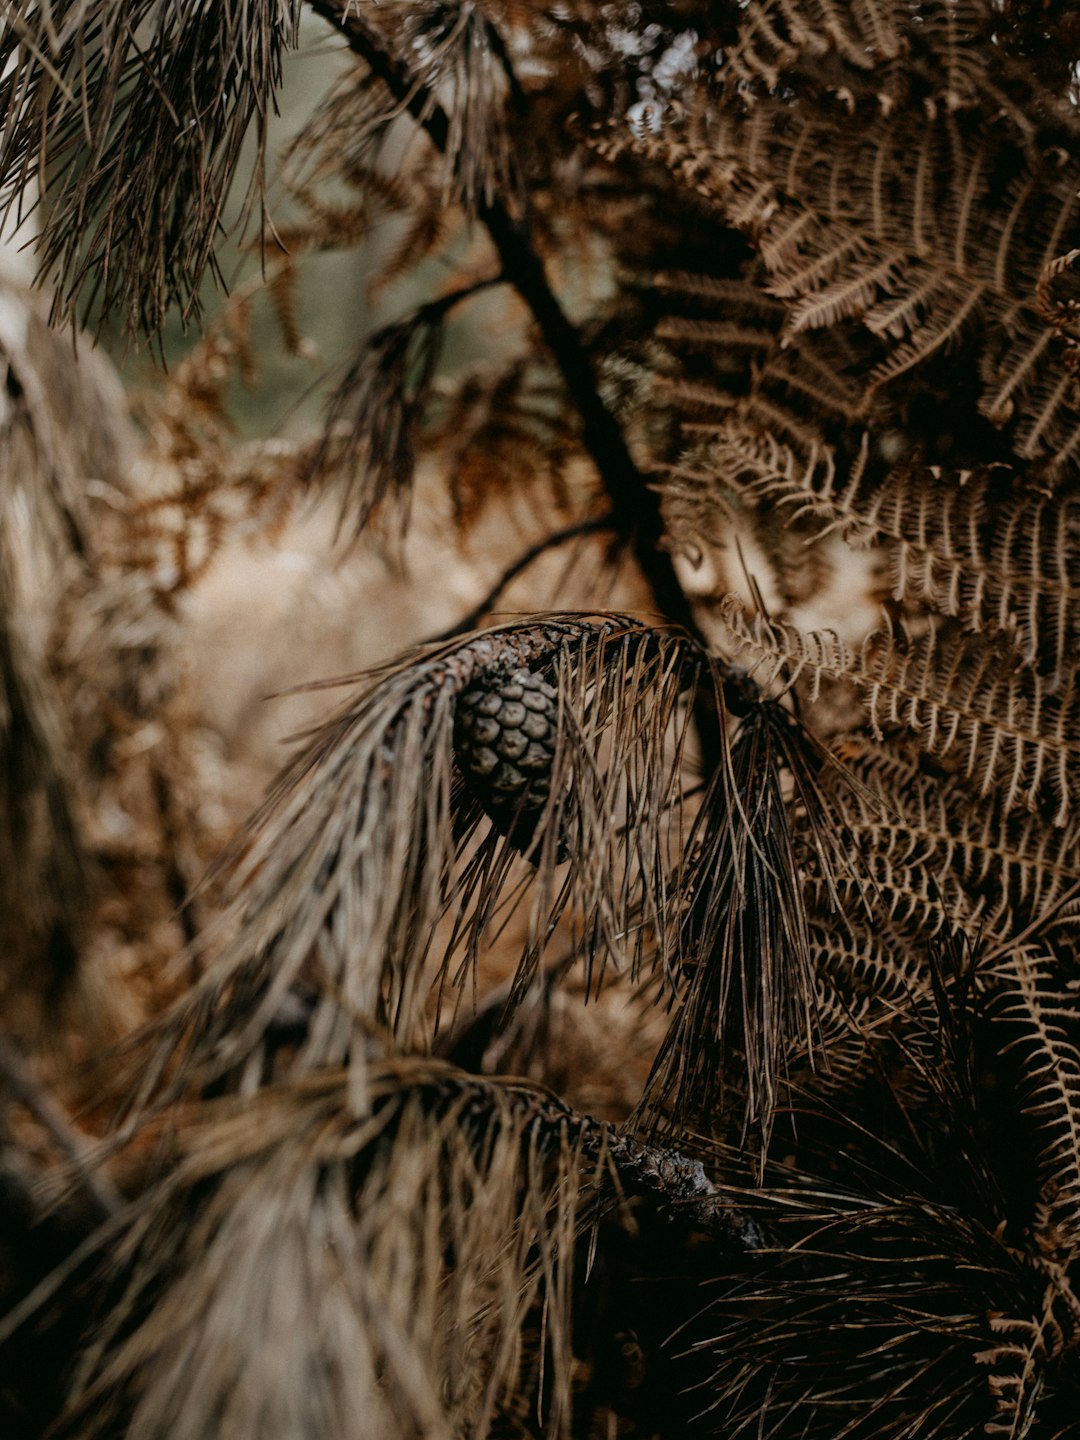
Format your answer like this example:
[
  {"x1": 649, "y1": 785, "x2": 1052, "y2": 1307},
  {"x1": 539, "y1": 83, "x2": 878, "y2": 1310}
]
[
  {"x1": 719, "y1": 601, "x2": 1080, "y2": 824},
  {"x1": 655, "y1": 419, "x2": 865, "y2": 617},
  {"x1": 373, "y1": 186, "x2": 454, "y2": 300},
  {"x1": 987, "y1": 945, "x2": 1080, "y2": 1256},
  {"x1": 282, "y1": 62, "x2": 412, "y2": 199},
  {"x1": 427, "y1": 358, "x2": 584, "y2": 530},
  {"x1": 816, "y1": 749, "x2": 1080, "y2": 943},
  {"x1": 654, "y1": 267, "x2": 866, "y2": 429},
  {"x1": 1036, "y1": 244, "x2": 1080, "y2": 354},
  {"x1": 811, "y1": 920, "x2": 931, "y2": 1011},
  {"x1": 724, "y1": 0, "x2": 907, "y2": 93},
  {"x1": 621, "y1": 39, "x2": 1080, "y2": 475},
  {"x1": 116, "y1": 282, "x2": 312, "y2": 600},
  {"x1": 797, "y1": 924, "x2": 937, "y2": 1092},
  {"x1": 978, "y1": 1298, "x2": 1060, "y2": 1439},
  {"x1": 981, "y1": 309, "x2": 1080, "y2": 471},
  {"x1": 712, "y1": 459, "x2": 1080, "y2": 681},
  {"x1": 806, "y1": 851, "x2": 981, "y2": 942}
]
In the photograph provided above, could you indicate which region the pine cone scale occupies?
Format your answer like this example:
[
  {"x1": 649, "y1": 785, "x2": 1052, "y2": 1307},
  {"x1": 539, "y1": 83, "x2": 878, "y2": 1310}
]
[{"x1": 454, "y1": 667, "x2": 559, "y2": 850}]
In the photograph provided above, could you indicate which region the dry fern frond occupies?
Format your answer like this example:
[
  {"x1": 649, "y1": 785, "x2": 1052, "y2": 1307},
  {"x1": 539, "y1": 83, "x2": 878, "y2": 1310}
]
[
  {"x1": 810, "y1": 920, "x2": 931, "y2": 1016},
  {"x1": 807, "y1": 848, "x2": 981, "y2": 943},
  {"x1": 986, "y1": 944, "x2": 1080, "y2": 1256},
  {"x1": 799, "y1": 924, "x2": 936, "y2": 1093},
  {"x1": 430, "y1": 359, "x2": 587, "y2": 531},
  {"x1": 0, "y1": 2, "x2": 303, "y2": 338},
  {"x1": 1037, "y1": 243, "x2": 1080, "y2": 359},
  {"x1": 702, "y1": 456, "x2": 1080, "y2": 680},
  {"x1": 720, "y1": 600, "x2": 1080, "y2": 823},
  {"x1": 653, "y1": 267, "x2": 866, "y2": 433},
  {"x1": 617, "y1": 12, "x2": 1080, "y2": 476},
  {"x1": 977, "y1": 1278, "x2": 1080, "y2": 1440},
  {"x1": 282, "y1": 60, "x2": 410, "y2": 198},
  {"x1": 812, "y1": 749, "x2": 1080, "y2": 947},
  {"x1": 659, "y1": 425, "x2": 844, "y2": 559},
  {"x1": 51, "y1": 1060, "x2": 611, "y2": 1440},
  {"x1": 725, "y1": 0, "x2": 906, "y2": 92},
  {"x1": 111, "y1": 281, "x2": 312, "y2": 601}
]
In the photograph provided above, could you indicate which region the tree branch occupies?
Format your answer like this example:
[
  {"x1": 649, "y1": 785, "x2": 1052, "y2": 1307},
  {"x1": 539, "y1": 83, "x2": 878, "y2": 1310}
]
[
  {"x1": 305, "y1": 0, "x2": 728, "y2": 758},
  {"x1": 476, "y1": 1073, "x2": 771, "y2": 1252}
]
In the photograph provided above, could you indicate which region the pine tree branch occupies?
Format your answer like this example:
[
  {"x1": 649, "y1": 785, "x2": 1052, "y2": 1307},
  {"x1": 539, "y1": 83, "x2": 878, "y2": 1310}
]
[
  {"x1": 305, "y1": 0, "x2": 730, "y2": 756},
  {"x1": 493, "y1": 1083, "x2": 770, "y2": 1250},
  {"x1": 417, "y1": 1062, "x2": 771, "y2": 1251},
  {"x1": 601, "y1": 1128, "x2": 772, "y2": 1249}
]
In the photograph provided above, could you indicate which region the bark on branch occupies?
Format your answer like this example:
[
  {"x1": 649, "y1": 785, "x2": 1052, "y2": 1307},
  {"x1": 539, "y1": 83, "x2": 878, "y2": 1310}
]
[{"x1": 305, "y1": 0, "x2": 727, "y2": 759}]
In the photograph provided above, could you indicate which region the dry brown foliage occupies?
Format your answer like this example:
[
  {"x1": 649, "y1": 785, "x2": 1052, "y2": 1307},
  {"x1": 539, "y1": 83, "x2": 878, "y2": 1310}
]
[{"x1": 1, "y1": 3, "x2": 1080, "y2": 1437}]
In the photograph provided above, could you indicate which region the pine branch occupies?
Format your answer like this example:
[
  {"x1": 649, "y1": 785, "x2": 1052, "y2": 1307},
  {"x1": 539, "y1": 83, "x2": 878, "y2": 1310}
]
[
  {"x1": 0, "y1": 3, "x2": 305, "y2": 339},
  {"x1": 7, "y1": 1061, "x2": 767, "y2": 1440},
  {"x1": 120, "y1": 617, "x2": 713, "y2": 1110},
  {"x1": 304, "y1": 1, "x2": 728, "y2": 755}
]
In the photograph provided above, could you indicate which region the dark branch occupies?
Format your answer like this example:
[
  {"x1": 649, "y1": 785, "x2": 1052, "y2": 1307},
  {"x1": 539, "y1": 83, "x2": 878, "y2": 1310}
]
[
  {"x1": 425, "y1": 1061, "x2": 770, "y2": 1251},
  {"x1": 602, "y1": 1128, "x2": 771, "y2": 1250},
  {"x1": 305, "y1": 0, "x2": 727, "y2": 763},
  {"x1": 491, "y1": 1079, "x2": 770, "y2": 1251}
]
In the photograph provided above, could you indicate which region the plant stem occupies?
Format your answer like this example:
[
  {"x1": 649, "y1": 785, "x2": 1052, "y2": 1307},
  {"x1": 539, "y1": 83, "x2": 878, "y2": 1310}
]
[{"x1": 430, "y1": 514, "x2": 617, "y2": 642}]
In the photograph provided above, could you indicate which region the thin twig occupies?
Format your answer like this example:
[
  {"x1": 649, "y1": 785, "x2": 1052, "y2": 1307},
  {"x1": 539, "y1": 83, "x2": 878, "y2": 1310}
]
[
  {"x1": 304, "y1": 0, "x2": 728, "y2": 764},
  {"x1": 429, "y1": 514, "x2": 617, "y2": 643},
  {"x1": 0, "y1": 1037, "x2": 122, "y2": 1220},
  {"x1": 150, "y1": 760, "x2": 201, "y2": 980}
]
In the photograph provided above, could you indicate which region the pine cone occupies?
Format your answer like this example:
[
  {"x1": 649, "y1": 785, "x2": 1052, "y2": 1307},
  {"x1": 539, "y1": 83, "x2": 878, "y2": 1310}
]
[{"x1": 454, "y1": 667, "x2": 559, "y2": 851}]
